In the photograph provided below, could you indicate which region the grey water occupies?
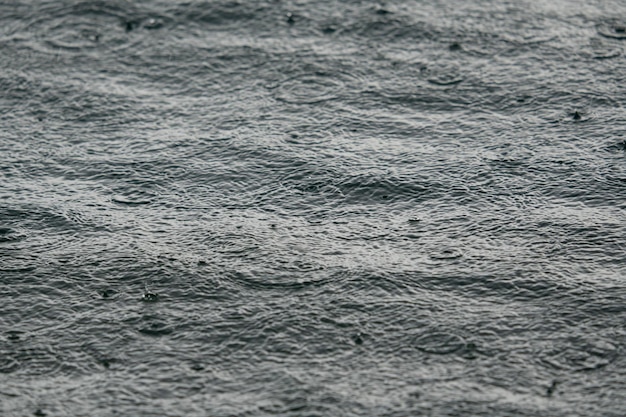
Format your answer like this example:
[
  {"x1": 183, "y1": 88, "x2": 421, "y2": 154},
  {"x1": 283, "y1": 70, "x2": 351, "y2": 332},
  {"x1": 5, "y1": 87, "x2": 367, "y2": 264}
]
[{"x1": 1, "y1": 0, "x2": 625, "y2": 415}]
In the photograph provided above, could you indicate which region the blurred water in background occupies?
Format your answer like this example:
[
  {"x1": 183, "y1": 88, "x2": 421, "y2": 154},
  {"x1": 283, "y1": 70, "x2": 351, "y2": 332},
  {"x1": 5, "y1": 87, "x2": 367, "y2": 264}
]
[{"x1": 1, "y1": 0, "x2": 625, "y2": 415}]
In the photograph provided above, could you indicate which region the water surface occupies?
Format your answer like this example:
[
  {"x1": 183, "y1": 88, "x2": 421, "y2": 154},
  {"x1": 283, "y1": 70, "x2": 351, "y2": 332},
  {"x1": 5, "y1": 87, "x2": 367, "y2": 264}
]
[{"x1": 1, "y1": 1, "x2": 625, "y2": 416}]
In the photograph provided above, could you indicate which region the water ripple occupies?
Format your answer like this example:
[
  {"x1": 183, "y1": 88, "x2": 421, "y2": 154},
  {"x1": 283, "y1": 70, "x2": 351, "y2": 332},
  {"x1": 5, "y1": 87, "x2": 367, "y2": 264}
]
[
  {"x1": 14, "y1": 1, "x2": 153, "y2": 56},
  {"x1": 597, "y1": 18, "x2": 626, "y2": 40},
  {"x1": 270, "y1": 72, "x2": 351, "y2": 105},
  {"x1": 412, "y1": 331, "x2": 466, "y2": 355},
  {"x1": 539, "y1": 337, "x2": 619, "y2": 372},
  {"x1": 1, "y1": 1, "x2": 626, "y2": 416}
]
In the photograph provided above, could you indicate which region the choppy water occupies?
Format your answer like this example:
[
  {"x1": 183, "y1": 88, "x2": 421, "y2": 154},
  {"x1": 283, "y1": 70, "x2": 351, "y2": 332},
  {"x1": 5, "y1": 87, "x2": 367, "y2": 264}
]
[{"x1": 1, "y1": 0, "x2": 626, "y2": 416}]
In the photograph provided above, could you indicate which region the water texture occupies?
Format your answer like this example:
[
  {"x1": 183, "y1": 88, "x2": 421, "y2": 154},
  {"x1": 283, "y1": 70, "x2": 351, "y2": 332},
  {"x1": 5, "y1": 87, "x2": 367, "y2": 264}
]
[{"x1": 1, "y1": 0, "x2": 625, "y2": 416}]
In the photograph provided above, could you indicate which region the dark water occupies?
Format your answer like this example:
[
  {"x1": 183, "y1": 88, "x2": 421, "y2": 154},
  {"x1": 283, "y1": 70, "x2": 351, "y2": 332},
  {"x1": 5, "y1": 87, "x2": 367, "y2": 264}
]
[{"x1": 1, "y1": 0, "x2": 626, "y2": 415}]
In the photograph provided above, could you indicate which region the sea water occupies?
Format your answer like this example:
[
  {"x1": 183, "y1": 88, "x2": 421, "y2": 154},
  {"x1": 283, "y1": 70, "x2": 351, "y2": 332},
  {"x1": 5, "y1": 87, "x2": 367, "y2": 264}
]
[{"x1": 1, "y1": 1, "x2": 625, "y2": 416}]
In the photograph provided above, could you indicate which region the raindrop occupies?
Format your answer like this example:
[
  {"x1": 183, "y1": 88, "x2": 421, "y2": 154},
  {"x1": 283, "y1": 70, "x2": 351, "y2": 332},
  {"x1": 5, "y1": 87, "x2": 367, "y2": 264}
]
[
  {"x1": 124, "y1": 20, "x2": 140, "y2": 32},
  {"x1": 597, "y1": 19, "x2": 626, "y2": 39},
  {"x1": 429, "y1": 248, "x2": 463, "y2": 260},
  {"x1": 546, "y1": 380, "x2": 559, "y2": 397},
  {"x1": 142, "y1": 292, "x2": 159, "y2": 302},
  {"x1": 143, "y1": 18, "x2": 164, "y2": 30}
]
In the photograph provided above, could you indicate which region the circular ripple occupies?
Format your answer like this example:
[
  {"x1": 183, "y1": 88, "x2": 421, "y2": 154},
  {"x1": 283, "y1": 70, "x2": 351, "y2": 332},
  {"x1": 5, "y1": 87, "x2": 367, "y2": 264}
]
[
  {"x1": 138, "y1": 321, "x2": 172, "y2": 337},
  {"x1": 412, "y1": 332, "x2": 465, "y2": 354},
  {"x1": 111, "y1": 189, "x2": 154, "y2": 206},
  {"x1": 597, "y1": 19, "x2": 626, "y2": 39},
  {"x1": 540, "y1": 338, "x2": 619, "y2": 372},
  {"x1": 19, "y1": 3, "x2": 158, "y2": 56},
  {"x1": 577, "y1": 38, "x2": 622, "y2": 59},
  {"x1": 112, "y1": 195, "x2": 152, "y2": 205},
  {"x1": 429, "y1": 248, "x2": 463, "y2": 260},
  {"x1": 422, "y1": 64, "x2": 464, "y2": 86},
  {"x1": 271, "y1": 74, "x2": 348, "y2": 104},
  {"x1": 591, "y1": 48, "x2": 621, "y2": 59},
  {"x1": 541, "y1": 109, "x2": 598, "y2": 124},
  {"x1": 228, "y1": 269, "x2": 330, "y2": 291}
]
